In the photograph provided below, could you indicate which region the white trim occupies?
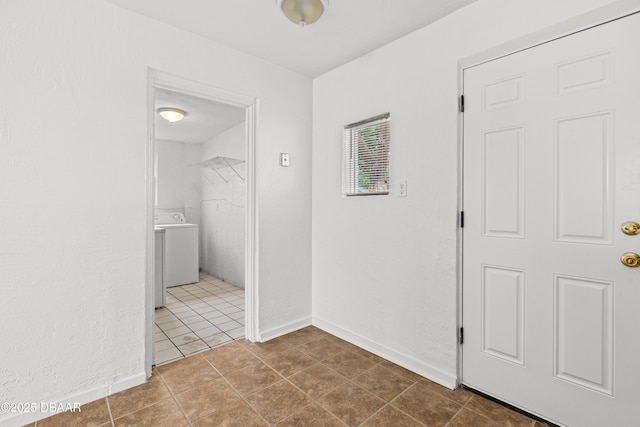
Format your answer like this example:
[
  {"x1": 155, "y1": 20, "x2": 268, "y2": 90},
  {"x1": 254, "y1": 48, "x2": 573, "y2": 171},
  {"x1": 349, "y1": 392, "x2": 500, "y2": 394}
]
[
  {"x1": 455, "y1": 83, "x2": 464, "y2": 384},
  {"x1": 244, "y1": 102, "x2": 259, "y2": 342},
  {"x1": 313, "y1": 317, "x2": 457, "y2": 389},
  {"x1": 144, "y1": 71, "x2": 156, "y2": 378},
  {"x1": 108, "y1": 372, "x2": 147, "y2": 395},
  {"x1": 259, "y1": 317, "x2": 312, "y2": 342},
  {"x1": 146, "y1": 69, "x2": 260, "y2": 371},
  {"x1": 149, "y1": 71, "x2": 255, "y2": 108},
  {"x1": 457, "y1": 0, "x2": 640, "y2": 385},
  {"x1": 1, "y1": 373, "x2": 146, "y2": 427},
  {"x1": 460, "y1": 0, "x2": 640, "y2": 70}
]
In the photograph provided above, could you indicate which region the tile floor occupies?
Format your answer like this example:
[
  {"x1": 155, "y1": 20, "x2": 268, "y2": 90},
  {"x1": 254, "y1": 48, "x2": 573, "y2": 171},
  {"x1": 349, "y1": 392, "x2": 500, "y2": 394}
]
[
  {"x1": 154, "y1": 274, "x2": 245, "y2": 365},
  {"x1": 32, "y1": 326, "x2": 549, "y2": 427}
]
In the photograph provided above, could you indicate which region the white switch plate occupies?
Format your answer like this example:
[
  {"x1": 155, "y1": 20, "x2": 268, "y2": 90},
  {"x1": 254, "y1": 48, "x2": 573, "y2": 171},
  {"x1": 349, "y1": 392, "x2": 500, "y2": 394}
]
[
  {"x1": 398, "y1": 181, "x2": 407, "y2": 197},
  {"x1": 280, "y1": 153, "x2": 290, "y2": 167}
]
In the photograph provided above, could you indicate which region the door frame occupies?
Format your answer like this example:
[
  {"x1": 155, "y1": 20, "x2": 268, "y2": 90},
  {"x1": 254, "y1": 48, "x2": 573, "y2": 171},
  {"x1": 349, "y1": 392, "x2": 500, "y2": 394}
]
[
  {"x1": 456, "y1": 0, "x2": 640, "y2": 384},
  {"x1": 144, "y1": 70, "x2": 259, "y2": 376}
]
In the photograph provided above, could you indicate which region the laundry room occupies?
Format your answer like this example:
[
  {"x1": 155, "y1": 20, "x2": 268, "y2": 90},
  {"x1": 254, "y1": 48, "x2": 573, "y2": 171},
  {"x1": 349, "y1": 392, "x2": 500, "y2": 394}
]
[{"x1": 153, "y1": 88, "x2": 247, "y2": 363}]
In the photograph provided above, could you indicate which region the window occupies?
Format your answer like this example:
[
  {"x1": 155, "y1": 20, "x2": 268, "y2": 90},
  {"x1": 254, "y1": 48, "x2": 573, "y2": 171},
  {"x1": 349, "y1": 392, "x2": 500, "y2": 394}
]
[{"x1": 343, "y1": 113, "x2": 391, "y2": 196}]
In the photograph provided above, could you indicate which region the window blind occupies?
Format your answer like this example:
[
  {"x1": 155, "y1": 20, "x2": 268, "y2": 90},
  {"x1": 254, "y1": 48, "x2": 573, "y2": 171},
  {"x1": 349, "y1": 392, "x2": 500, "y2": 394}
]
[{"x1": 343, "y1": 113, "x2": 391, "y2": 196}]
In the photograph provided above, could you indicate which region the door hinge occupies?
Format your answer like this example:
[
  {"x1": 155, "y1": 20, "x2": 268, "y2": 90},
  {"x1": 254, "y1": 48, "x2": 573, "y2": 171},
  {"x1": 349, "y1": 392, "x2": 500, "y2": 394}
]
[
  {"x1": 459, "y1": 327, "x2": 464, "y2": 344},
  {"x1": 459, "y1": 95, "x2": 465, "y2": 113},
  {"x1": 460, "y1": 211, "x2": 464, "y2": 228}
]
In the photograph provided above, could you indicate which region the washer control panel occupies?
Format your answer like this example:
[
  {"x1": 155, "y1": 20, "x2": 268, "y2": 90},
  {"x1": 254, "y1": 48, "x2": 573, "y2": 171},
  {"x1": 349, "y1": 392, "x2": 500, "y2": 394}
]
[{"x1": 154, "y1": 212, "x2": 187, "y2": 224}]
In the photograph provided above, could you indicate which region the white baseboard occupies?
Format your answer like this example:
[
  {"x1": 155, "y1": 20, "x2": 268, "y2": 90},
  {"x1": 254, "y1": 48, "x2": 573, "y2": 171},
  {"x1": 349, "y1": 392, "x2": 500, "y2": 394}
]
[
  {"x1": 312, "y1": 317, "x2": 458, "y2": 389},
  {"x1": 109, "y1": 371, "x2": 147, "y2": 395},
  {"x1": 1, "y1": 372, "x2": 147, "y2": 427},
  {"x1": 258, "y1": 317, "x2": 312, "y2": 342}
]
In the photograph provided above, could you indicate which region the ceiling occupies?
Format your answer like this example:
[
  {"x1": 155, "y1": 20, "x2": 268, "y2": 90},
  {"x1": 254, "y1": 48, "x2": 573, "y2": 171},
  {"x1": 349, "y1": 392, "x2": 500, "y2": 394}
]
[
  {"x1": 105, "y1": 0, "x2": 478, "y2": 78},
  {"x1": 138, "y1": 0, "x2": 478, "y2": 143},
  {"x1": 154, "y1": 88, "x2": 245, "y2": 144}
]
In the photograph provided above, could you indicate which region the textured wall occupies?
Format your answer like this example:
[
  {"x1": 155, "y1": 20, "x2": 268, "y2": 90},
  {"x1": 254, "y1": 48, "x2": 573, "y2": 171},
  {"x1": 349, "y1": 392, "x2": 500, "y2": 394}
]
[
  {"x1": 154, "y1": 140, "x2": 203, "y2": 266},
  {"x1": 155, "y1": 140, "x2": 187, "y2": 213},
  {"x1": 312, "y1": 0, "x2": 620, "y2": 388},
  {"x1": 0, "y1": 1, "x2": 311, "y2": 425},
  {"x1": 183, "y1": 144, "x2": 204, "y2": 229},
  {"x1": 200, "y1": 124, "x2": 247, "y2": 288}
]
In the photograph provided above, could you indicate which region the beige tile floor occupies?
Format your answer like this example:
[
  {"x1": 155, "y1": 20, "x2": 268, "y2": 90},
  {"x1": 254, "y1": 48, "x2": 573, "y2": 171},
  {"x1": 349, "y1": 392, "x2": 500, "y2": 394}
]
[
  {"x1": 155, "y1": 274, "x2": 245, "y2": 365},
  {"x1": 30, "y1": 326, "x2": 550, "y2": 427}
]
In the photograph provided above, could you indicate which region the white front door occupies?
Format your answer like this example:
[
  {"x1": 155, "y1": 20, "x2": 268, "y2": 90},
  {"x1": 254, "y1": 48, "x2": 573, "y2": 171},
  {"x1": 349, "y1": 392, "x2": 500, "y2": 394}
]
[{"x1": 462, "y1": 12, "x2": 640, "y2": 427}]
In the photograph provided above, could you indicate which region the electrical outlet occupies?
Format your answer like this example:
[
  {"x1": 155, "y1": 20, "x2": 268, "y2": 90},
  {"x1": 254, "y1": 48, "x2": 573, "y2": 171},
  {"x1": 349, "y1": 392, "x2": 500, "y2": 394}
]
[
  {"x1": 398, "y1": 181, "x2": 407, "y2": 197},
  {"x1": 280, "y1": 153, "x2": 290, "y2": 167}
]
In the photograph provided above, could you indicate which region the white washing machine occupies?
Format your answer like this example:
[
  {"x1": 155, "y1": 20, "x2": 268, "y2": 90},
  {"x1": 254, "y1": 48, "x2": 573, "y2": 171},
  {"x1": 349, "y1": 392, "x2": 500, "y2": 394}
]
[{"x1": 155, "y1": 212, "x2": 199, "y2": 288}]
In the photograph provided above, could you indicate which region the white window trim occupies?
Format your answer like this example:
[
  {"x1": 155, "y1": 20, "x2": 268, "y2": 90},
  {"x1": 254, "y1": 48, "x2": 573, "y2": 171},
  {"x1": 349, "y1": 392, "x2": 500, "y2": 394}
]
[{"x1": 342, "y1": 113, "x2": 391, "y2": 196}]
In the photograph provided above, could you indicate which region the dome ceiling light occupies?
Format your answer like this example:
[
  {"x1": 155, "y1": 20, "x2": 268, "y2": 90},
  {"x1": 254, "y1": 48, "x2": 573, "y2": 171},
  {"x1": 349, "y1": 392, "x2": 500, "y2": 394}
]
[
  {"x1": 277, "y1": 0, "x2": 328, "y2": 28},
  {"x1": 157, "y1": 107, "x2": 187, "y2": 123}
]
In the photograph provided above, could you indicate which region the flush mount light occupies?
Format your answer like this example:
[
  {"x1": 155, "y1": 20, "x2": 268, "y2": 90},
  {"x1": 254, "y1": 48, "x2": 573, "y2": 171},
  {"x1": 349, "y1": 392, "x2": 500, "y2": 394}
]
[
  {"x1": 157, "y1": 108, "x2": 186, "y2": 123},
  {"x1": 277, "y1": 0, "x2": 328, "y2": 28}
]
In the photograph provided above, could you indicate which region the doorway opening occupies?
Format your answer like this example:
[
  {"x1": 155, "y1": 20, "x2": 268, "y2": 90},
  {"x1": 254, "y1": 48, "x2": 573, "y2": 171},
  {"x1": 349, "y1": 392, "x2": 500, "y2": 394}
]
[{"x1": 145, "y1": 71, "x2": 258, "y2": 374}]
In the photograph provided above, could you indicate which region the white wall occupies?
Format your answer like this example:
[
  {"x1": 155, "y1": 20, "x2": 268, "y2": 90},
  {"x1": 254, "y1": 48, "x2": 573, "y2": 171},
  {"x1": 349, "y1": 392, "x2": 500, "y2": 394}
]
[
  {"x1": 0, "y1": 0, "x2": 311, "y2": 425},
  {"x1": 155, "y1": 139, "x2": 186, "y2": 212},
  {"x1": 155, "y1": 139, "x2": 203, "y2": 265},
  {"x1": 183, "y1": 143, "x2": 203, "y2": 228},
  {"x1": 200, "y1": 124, "x2": 246, "y2": 288},
  {"x1": 202, "y1": 123, "x2": 245, "y2": 160},
  {"x1": 312, "y1": 0, "x2": 620, "y2": 388}
]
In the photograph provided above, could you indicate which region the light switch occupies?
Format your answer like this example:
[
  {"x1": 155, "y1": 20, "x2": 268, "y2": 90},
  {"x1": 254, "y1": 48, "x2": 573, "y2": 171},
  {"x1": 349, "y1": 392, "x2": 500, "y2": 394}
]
[{"x1": 280, "y1": 153, "x2": 290, "y2": 167}]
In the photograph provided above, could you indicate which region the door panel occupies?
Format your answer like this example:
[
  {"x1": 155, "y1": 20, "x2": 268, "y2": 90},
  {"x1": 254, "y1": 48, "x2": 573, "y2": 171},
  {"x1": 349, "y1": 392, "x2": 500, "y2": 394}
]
[
  {"x1": 482, "y1": 265, "x2": 525, "y2": 365},
  {"x1": 554, "y1": 275, "x2": 613, "y2": 395},
  {"x1": 555, "y1": 112, "x2": 613, "y2": 244},
  {"x1": 482, "y1": 126, "x2": 525, "y2": 238},
  {"x1": 463, "y1": 12, "x2": 640, "y2": 427}
]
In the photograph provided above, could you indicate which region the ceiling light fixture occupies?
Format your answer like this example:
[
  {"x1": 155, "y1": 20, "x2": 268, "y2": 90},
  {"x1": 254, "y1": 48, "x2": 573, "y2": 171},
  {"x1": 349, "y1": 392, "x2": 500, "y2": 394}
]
[
  {"x1": 277, "y1": 0, "x2": 328, "y2": 28},
  {"x1": 157, "y1": 108, "x2": 186, "y2": 123}
]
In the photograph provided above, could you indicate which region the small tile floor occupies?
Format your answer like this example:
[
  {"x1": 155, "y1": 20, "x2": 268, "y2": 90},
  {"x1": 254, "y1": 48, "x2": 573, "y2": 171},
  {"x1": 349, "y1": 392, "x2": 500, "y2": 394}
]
[
  {"x1": 154, "y1": 274, "x2": 246, "y2": 365},
  {"x1": 31, "y1": 326, "x2": 550, "y2": 427}
]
